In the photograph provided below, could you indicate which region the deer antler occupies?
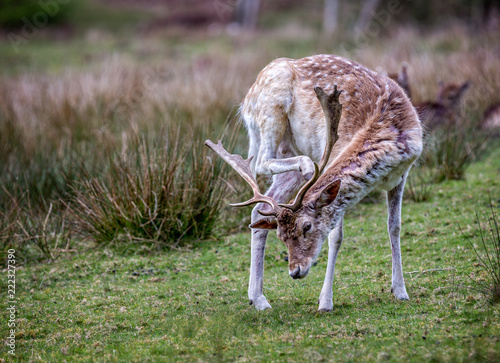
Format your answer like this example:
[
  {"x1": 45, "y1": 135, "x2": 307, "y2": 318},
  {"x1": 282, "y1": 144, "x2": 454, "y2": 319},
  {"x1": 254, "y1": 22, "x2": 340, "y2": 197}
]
[
  {"x1": 315, "y1": 85, "x2": 342, "y2": 173},
  {"x1": 279, "y1": 85, "x2": 343, "y2": 211},
  {"x1": 205, "y1": 86, "x2": 342, "y2": 215},
  {"x1": 205, "y1": 140, "x2": 281, "y2": 215}
]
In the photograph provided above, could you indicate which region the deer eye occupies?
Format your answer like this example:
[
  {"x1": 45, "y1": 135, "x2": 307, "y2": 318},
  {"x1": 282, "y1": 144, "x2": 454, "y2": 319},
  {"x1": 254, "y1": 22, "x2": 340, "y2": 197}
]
[{"x1": 303, "y1": 222, "x2": 312, "y2": 234}]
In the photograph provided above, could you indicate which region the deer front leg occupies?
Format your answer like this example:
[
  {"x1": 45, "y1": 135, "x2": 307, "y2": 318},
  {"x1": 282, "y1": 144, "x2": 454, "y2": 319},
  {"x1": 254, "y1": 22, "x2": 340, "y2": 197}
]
[
  {"x1": 387, "y1": 173, "x2": 410, "y2": 300},
  {"x1": 248, "y1": 220, "x2": 272, "y2": 310},
  {"x1": 318, "y1": 218, "x2": 344, "y2": 312},
  {"x1": 248, "y1": 170, "x2": 304, "y2": 310}
]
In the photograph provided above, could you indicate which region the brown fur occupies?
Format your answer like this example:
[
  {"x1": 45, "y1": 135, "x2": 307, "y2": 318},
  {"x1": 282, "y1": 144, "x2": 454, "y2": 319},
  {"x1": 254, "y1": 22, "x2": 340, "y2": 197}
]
[
  {"x1": 414, "y1": 81, "x2": 469, "y2": 130},
  {"x1": 243, "y1": 55, "x2": 420, "y2": 164}
]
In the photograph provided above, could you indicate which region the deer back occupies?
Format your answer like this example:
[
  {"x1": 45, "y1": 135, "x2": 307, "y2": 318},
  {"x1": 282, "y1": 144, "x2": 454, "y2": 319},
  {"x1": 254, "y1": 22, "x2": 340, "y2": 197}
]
[{"x1": 241, "y1": 55, "x2": 421, "y2": 177}]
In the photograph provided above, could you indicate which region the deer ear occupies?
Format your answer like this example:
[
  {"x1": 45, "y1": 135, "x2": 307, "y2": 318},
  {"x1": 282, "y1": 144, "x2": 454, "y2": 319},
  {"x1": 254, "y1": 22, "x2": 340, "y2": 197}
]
[
  {"x1": 316, "y1": 179, "x2": 341, "y2": 208},
  {"x1": 249, "y1": 218, "x2": 278, "y2": 230}
]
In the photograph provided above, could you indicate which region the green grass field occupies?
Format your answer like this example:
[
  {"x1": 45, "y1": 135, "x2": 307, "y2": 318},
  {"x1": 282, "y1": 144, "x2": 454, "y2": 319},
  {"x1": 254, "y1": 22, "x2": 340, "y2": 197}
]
[
  {"x1": 2, "y1": 144, "x2": 499, "y2": 362},
  {"x1": 1, "y1": 1, "x2": 500, "y2": 361}
]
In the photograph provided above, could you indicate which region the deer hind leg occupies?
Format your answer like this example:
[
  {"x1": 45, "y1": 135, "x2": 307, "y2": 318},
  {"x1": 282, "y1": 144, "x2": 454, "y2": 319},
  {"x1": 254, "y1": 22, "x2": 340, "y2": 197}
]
[
  {"x1": 249, "y1": 144, "x2": 305, "y2": 310},
  {"x1": 249, "y1": 114, "x2": 316, "y2": 181},
  {"x1": 387, "y1": 172, "x2": 410, "y2": 300},
  {"x1": 258, "y1": 152, "x2": 316, "y2": 181},
  {"x1": 243, "y1": 59, "x2": 315, "y2": 180},
  {"x1": 318, "y1": 218, "x2": 344, "y2": 312}
]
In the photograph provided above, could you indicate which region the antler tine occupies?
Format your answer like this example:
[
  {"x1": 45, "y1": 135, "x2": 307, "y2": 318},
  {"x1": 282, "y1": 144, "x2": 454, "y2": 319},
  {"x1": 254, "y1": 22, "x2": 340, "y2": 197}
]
[
  {"x1": 205, "y1": 140, "x2": 280, "y2": 214},
  {"x1": 278, "y1": 162, "x2": 320, "y2": 210},
  {"x1": 279, "y1": 85, "x2": 343, "y2": 211}
]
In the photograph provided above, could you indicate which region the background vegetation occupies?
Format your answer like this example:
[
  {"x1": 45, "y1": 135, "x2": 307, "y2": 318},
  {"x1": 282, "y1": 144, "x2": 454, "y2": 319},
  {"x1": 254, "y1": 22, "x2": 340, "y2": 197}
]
[{"x1": 0, "y1": 0, "x2": 499, "y2": 361}]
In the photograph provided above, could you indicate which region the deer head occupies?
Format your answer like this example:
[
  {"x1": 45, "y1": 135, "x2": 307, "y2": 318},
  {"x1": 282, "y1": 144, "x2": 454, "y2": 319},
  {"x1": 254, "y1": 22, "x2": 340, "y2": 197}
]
[
  {"x1": 437, "y1": 80, "x2": 470, "y2": 108},
  {"x1": 206, "y1": 86, "x2": 343, "y2": 279}
]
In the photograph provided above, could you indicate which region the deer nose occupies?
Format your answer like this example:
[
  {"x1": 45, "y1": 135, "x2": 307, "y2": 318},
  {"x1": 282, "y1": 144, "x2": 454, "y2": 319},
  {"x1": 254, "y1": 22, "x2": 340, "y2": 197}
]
[{"x1": 289, "y1": 266, "x2": 302, "y2": 279}]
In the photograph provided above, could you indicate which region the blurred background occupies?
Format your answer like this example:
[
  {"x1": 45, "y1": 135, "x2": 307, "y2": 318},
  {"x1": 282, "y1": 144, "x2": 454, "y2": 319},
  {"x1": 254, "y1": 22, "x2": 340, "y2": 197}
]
[
  {"x1": 1, "y1": 0, "x2": 499, "y2": 264},
  {"x1": 1, "y1": 0, "x2": 500, "y2": 73}
]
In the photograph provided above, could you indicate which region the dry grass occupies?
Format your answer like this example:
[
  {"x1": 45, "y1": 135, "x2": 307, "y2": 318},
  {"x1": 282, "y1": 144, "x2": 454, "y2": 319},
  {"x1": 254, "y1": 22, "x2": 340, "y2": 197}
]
[
  {"x1": 0, "y1": 54, "x2": 254, "y2": 260},
  {"x1": 465, "y1": 205, "x2": 500, "y2": 305},
  {"x1": 71, "y1": 127, "x2": 232, "y2": 249},
  {"x1": 1, "y1": 22, "x2": 499, "y2": 262}
]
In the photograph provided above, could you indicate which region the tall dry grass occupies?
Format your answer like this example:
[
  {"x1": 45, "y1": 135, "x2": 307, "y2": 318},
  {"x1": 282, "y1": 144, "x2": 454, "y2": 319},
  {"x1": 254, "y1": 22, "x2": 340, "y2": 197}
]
[
  {"x1": 0, "y1": 54, "x2": 254, "y2": 261},
  {"x1": 1, "y1": 23, "x2": 499, "y2": 263}
]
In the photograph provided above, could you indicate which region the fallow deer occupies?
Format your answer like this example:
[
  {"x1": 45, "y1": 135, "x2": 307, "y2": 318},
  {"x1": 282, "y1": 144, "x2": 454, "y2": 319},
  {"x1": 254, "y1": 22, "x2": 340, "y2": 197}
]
[
  {"x1": 415, "y1": 80, "x2": 469, "y2": 130},
  {"x1": 206, "y1": 54, "x2": 423, "y2": 311},
  {"x1": 384, "y1": 65, "x2": 469, "y2": 130}
]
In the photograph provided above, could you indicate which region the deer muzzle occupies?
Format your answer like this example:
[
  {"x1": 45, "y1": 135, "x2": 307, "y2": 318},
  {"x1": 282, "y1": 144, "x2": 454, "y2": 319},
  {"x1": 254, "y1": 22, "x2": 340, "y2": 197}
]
[{"x1": 289, "y1": 265, "x2": 310, "y2": 280}]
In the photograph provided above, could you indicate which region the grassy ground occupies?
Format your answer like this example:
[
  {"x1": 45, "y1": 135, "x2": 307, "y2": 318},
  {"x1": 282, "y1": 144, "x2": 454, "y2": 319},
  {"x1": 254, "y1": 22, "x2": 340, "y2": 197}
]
[
  {"x1": 1, "y1": 1, "x2": 500, "y2": 361},
  {"x1": 2, "y1": 144, "x2": 499, "y2": 362}
]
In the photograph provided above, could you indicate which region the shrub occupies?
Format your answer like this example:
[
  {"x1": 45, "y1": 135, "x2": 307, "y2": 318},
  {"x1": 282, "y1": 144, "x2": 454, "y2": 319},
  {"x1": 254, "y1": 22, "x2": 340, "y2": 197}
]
[
  {"x1": 71, "y1": 128, "x2": 233, "y2": 249},
  {"x1": 0, "y1": 0, "x2": 72, "y2": 28},
  {"x1": 465, "y1": 205, "x2": 500, "y2": 304},
  {"x1": 421, "y1": 112, "x2": 489, "y2": 182},
  {"x1": 0, "y1": 195, "x2": 72, "y2": 266},
  {"x1": 404, "y1": 164, "x2": 434, "y2": 203}
]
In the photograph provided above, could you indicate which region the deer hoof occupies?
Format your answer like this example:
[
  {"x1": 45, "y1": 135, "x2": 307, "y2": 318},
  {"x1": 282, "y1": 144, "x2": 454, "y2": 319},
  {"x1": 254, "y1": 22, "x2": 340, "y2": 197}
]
[
  {"x1": 250, "y1": 296, "x2": 272, "y2": 310},
  {"x1": 392, "y1": 286, "x2": 410, "y2": 300},
  {"x1": 299, "y1": 158, "x2": 316, "y2": 181},
  {"x1": 318, "y1": 297, "x2": 333, "y2": 312}
]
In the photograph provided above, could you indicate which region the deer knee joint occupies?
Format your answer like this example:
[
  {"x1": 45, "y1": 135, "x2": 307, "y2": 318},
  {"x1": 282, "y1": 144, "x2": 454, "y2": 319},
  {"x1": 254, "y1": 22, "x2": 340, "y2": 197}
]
[{"x1": 389, "y1": 224, "x2": 401, "y2": 236}]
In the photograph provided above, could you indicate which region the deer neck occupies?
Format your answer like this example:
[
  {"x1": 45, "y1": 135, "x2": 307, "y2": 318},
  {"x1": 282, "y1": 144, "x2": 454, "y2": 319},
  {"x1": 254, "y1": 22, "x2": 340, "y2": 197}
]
[{"x1": 304, "y1": 146, "x2": 385, "y2": 219}]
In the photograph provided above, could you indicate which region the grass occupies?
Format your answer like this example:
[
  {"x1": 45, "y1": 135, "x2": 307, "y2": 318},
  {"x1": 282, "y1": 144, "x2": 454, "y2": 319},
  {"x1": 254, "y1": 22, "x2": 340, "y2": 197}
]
[
  {"x1": 2, "y1": 21, "x2": 499, "y2": 261},
  {"x1": 404, "y1": 164, "x2": 434, "y2": 203},
  {"x1": 465, "y1": 203, "x2": 500, "y2": 305},
  {"x1": 0, "y1": 53, "x2": 251, "y2": 259},
  {"x1": 71, "y1": 128, "x2": 231, "y2": 248},
  {"x1": 2, "y1": 143, "x2": 499, "y2": 362},
  {"x1": 422, "y1": 116, "x2": 489, "y2": 183},
  {"x1": 1, "y1": 3, "x2": 500, "y2": 360}
]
